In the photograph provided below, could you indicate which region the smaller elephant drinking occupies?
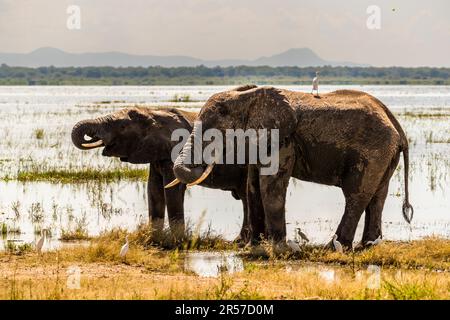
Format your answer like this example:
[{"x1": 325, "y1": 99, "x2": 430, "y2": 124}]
[{"x1": 71, "y1": 106, "x2": 249, "y2": 240}]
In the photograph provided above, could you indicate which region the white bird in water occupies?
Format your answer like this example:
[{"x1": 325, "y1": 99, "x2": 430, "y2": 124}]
[
  {"x1": 120, "y1": 235, "x2": 129, "y2": 259},
  {"x1": 311, "y1": 71, "x2": 319, "y2": 96},
  {"x1": 296, "y1": 228, "x2": 309, "y2": 243},
  {"x1": 332, "y1": 234, "x2": 343, "y2": 253},
  {"x1": 36, "y1": 229, "x2": 47, "y2": 254},
  {"x1": 366, "y1": 235, "x2": 382, "y2": 246},
  {"x1": 287, "y1": 240, "x2": 301, "y2": 252}
]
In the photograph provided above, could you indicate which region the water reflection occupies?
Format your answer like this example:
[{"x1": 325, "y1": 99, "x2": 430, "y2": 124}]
[{"x1": 184, "y1": 252, "x2": 244, "y2": 277}]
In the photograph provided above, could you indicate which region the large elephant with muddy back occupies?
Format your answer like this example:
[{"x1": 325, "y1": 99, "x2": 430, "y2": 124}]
[
  {"x1": 71, "y1": 105, "x2": 250, "y2": 241},
  {"x1": 171, "y1": 85, "x2": 414, "y2": 249}
]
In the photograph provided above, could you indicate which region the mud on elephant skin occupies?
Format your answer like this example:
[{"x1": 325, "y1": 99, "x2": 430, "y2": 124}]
[
  {"x1": 71, "y1": 106, "x2": 250, "y2": 242},
  {"x1": 173, "y1": 85, "x2": 413, "y2": 249}
]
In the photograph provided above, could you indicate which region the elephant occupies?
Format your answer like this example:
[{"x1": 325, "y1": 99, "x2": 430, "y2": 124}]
[
  {"x1": 71, "y1": 105, "x2": 249, "y2": 241},
  {"x1": 172, "y1": 85, "x2": 413, "y2": 249}
]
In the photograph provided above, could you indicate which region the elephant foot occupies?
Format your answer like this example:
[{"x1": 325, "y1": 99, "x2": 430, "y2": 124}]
[
  {"x1": 353, "y1": 242, "x2": 366, "y2": 252},
  {"x1": 246, "y1": 241, "x2": 290, "y2": 258},
  {"x1": 233, "y1": 235, "x2": 249, "y2": 248},
  {"x1": 248, "y1": 244, "x2": 269, "y2": 258},
  {"x1": 272, "y1": 242, "x2": 291, "y2": 256}
]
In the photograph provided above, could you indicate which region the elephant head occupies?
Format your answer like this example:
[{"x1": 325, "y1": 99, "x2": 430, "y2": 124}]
[
  {"x1": 170, "y1": 85, "x2": 298, "y2": 186},
  {"x1": 72, "y1": 107, "x2": 194, "y2": 164}
]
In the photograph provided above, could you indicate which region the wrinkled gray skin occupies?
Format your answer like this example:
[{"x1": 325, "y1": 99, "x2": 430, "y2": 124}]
[
  {"x1": 72, "y1": 107, "x2": 249, "y2": 241},
  {"x1": 173, "y1": 85, "x2": 413, "y2": 249}
]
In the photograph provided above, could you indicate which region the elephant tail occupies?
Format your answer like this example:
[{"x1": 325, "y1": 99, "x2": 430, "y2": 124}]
[
  {"x1": 401, "y1": 144, "x2": 414, "y2": 224},
  {"x1": 371, "y1": 95, "x2": 413, "y2": 224}
]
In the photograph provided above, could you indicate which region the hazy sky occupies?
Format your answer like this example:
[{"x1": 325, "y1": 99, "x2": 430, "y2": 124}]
[{"x1": 0, "y1": 0, "x2": 449, "y2": 66}]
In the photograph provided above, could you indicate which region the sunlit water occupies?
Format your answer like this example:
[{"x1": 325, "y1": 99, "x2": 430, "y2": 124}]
[{"x1": 0, "y1": 85, "x2": 449, "y2": 251}]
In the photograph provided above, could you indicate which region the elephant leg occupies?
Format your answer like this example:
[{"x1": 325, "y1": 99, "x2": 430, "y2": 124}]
[
  {"x1": 258, "y1": 144, "x2": 295, "y2": 243},
  {"x1": 335, "y1": 163, "x2": 384, "y2": 248},
  {"x1": 148, "y1": 164, "x2": 165, "y2": 232},
  {"x1": 234, "y1": 192, "x2": 250, "y2": 245},
  {"x1": 246, "y1": 165, "x2": 266, "y2": 244},
  {"x1": 362, "y1": 152, "x2": 399, "y2": 244},
  {"x1": 161, "y1": 161, "x2": 186, "y2": 235},
  {"x1": 335, "y1": 193, "x2": 373, "y2": 248},
  {"x1": 362, "y1": 182, "x2": 389, "y2": 244}
]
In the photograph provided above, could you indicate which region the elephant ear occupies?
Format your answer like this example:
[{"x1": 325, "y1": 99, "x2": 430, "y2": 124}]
[
  {"x1": 128, "y1": 108, "x2": 156, "y2": 126},
  {"x1": 238, "y1": 87, "x2": 297, "y2": 140}
]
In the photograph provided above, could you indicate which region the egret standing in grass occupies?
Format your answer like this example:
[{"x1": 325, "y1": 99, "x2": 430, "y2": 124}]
[
  {"x1": 311, "y1": 71, "x2": 319, "y2": 96},
  {"x1": 332, "y1": 234, "x2": 343, "y2": 253},
  {"x1": 296, "y1": 228, "x2": 309, "y2": 243},
  {"x1": 287, "y1": 240, "x2": 301, "y2": 252},
  {"x1": 120, "y1": 235, "x2": 129, "y2": 259},
  {"x1": 36, "y1": 229, "x2": 47, "y2": 254},
  {"x1": 366, "y1": 235, "x2": 382, "y2": 246}
]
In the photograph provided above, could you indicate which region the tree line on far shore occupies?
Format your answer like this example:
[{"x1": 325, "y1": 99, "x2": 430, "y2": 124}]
[{"x1": 1, "y1": 64, "x2": 449, "y2": 85}]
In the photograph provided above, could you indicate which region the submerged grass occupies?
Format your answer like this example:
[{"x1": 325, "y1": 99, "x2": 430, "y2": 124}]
[{"x1": 14, "y1": 168, "x2": 148, "y2": 183}]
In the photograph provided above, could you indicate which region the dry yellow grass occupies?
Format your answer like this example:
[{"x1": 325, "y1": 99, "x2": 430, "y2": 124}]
[{"x1": 0, "y1": 233, "x2": 449, "y2": 300}]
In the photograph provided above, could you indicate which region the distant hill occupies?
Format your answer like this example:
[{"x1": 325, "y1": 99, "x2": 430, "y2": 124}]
[{"x1": 0, "y1": 47, "x2": 366, "y2": 68}]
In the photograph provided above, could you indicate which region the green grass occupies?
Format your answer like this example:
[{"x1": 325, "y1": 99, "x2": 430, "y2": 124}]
[
  {"x1": 34, "y1": 129, "x2": 44, "y2": 140},
  {"x1": 170, "y1": 94, "x2": 192, "y2": 102},
  {"x1": 5, "y1": 242, "x2": 33, "y2": 255},
  {"x1": 14, "y1": 168, "x2": 148, "y2": 183}
]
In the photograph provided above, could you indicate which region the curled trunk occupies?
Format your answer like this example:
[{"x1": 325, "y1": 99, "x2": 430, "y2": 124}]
[{"x1": 71, "y1": 116, "x2": 108, "y2": 150}]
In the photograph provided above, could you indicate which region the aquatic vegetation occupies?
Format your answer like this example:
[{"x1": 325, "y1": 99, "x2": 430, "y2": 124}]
[
  {"x1": 34, "y1": 128, "x2": 45, "y2": 140},
  {"x1": 170, "y1": 94, "x2": 192, "y2": 102},
  {"x1": 15, "y1": 168, "x2": 148, "y2": 183},
  {"x1": 28, "y1": 203, "x2": 44, "y2": 224},
  {"x1": 60, "y1": 213, "x2": 90, "y2": 241},
  {"x1": 60, "y1": 229, "x2": 91, "y2": 241},
  {"x1": 5, "y1": 241, "x2": 33, "y2": 255}
]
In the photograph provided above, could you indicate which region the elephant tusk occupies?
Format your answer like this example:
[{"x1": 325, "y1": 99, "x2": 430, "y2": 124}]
[
  {"x1": 165, "y1": 178, "x2": 180, "y2": 189},
  {"x1": 82, "y1": 139, "x2": 104, "y2": 148},
  {"x1": 187, "y1": 163, "x2": 215, "y2": 187}
]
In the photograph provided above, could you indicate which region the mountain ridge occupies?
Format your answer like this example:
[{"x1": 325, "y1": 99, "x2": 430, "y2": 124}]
[{"x1": 0, "y1": 47, "x2": 367, "y2": 68}]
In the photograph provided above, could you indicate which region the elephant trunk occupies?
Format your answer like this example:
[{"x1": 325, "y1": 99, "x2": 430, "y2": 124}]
[
  {"x1": 173, "y1": 121, "x2": 205, "y2": 184},
  {"x1": 71, "y1": 116, "x2": 110, "y2": 150}
]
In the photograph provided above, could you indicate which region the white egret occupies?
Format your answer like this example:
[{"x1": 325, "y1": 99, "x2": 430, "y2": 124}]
[
  {"x1": 296, "y1": 228, "x2": 309, "y2": 243},
  {"x1": 332, "y1": 234, "x2": 343, "y2": 253},
  {"x1": 120, "y1": 235, "x2": 129, "y2": 258},
  {"x1": 287, "y1": 240, "x2": 301, "y2": 252},
  {"x1": 36, "y1": 229, "x2": 47, "y2": 254},
  {"x1": 366, "y1": 235, "x2": 382, "y2": 246},
  {"x1": 311, "y1": 71, "x2": 319, "y2": 96}
]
